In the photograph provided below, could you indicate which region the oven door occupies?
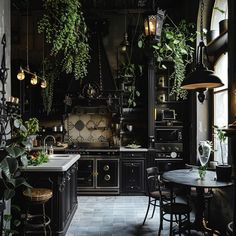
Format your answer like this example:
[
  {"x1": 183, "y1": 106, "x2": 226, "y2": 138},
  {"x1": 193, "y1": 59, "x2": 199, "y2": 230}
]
[{"x1": 96, "y1": 159, "x2": 119, "y2": 188}]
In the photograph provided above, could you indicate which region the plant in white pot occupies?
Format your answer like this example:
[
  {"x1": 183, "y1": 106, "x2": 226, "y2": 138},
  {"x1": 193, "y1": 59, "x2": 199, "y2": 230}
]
[{"x1": 213, "y1": 125, "x2": 232, "y2": 181}]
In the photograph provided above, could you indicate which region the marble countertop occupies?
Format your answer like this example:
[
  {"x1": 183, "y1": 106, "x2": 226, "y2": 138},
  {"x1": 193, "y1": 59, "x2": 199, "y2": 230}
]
[{"x1": 22, "y1": 154, "x2": 80, "y2": 172}]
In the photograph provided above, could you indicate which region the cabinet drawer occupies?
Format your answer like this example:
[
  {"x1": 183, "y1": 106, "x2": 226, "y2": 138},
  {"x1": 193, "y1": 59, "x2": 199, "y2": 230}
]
[{"x1": 121, "y1": 152, "x2": 146, "y2": 158}]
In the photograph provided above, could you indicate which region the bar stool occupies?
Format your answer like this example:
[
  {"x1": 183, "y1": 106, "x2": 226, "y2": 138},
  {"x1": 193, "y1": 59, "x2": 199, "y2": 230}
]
[{"x1": 23, "y1": 188, "x2": 53, "y2": 236}]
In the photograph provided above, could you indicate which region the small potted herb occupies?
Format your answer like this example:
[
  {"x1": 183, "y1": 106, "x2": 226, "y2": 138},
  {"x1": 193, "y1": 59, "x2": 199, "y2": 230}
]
[{"x1": 213, "y1": 125, "x2": 232, "y2": 181}]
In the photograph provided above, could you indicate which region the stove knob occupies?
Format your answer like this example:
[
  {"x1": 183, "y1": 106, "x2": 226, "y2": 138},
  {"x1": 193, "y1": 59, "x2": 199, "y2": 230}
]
[
  {"x1": 161, "y1": 146, "x2": 165, "y2": 151},
  {"x1": 103, "y1": 165, "x2": 110, "y2": 171},
  {"x1": 170, "y1": 152, "x2": 177, "y2": 158},
  {"x1": 104, "y1": 174, "x2": 111, "y2": 181}
]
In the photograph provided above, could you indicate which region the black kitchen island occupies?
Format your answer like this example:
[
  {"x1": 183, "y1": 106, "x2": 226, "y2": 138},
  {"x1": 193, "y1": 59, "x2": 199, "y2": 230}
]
[{"x1": 20, "y1": 154, "x2": 80, "y2": 236}]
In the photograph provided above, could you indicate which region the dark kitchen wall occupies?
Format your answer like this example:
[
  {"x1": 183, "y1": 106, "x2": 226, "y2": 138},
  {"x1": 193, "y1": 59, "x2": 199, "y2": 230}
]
[{"x1": 10, "y1": 0, "x2": 199, "y2": 118}]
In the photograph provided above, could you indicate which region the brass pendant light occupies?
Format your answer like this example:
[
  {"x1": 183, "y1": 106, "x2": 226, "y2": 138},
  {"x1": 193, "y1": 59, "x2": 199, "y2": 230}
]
[{"x1": 181, "y1": 0, "x2": 224, "y2": 103}]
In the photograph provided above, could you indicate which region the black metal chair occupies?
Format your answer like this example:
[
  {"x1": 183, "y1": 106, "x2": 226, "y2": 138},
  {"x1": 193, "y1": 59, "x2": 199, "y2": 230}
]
[
  {"x1": 143, "y1": 167, "x2": 191, "y2": 235},
  {"x1": 142, "y1": 167, "x2": 176, "y2": 225}
]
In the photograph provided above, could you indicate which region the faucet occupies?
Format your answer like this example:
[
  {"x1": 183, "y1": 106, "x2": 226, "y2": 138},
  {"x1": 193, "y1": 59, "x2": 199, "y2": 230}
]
[{"x1": 43, "y1": 135, "x2": 56, "y2": 153}]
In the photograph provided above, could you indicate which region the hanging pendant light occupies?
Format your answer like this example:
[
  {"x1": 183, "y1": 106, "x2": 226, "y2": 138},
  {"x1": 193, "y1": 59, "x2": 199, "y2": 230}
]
[
  {"x1": 120, "y1": 12, "x2": 130, "y2": 52},
  {"x1": 17, "y1": 1, "x2": 46, "y2": 89},
  {"x1": 181, "y1": 0, "x2": 224, "y2": 103},
  {"x1": 30, "y1": 74, "x2": 38, "y2": 85}
]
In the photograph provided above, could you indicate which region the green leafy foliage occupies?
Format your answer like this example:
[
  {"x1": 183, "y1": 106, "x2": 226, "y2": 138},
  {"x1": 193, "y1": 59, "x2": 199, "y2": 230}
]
[
  {"x1": 213, "y1": 125, "x2": 227, "y2": 165},
  {"x1": 198, "y1": 165, "x2": 207, "y2": 180},
  {"x1": 151, "y1": 20, "x2": 196, "y2": 100},
  {"x1": 119, "y1": 61, "x2": 142, "y2": 107},
  {"x1": 15, "y1": 118, "x2": 39, "y2": 138},
  {"x1": 28, "y1": 151, "x2": 49, "y2": 166},
  {"x1": 40, "y1": 59, "x2": 59, "y2": 114},
  {"x1": 38, "y1": 0, "x2": 90, "y2": 81}
]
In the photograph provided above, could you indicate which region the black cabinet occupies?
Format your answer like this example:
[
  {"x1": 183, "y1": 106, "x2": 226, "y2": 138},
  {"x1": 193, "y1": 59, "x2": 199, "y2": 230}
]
[
  {"x1": 77, "y1": 157, "x2": 119, "y2": 195},
  {"x1": 120, "y1": 152, "x2": 146, "y2": 194},
  {"x1": 147, "y1": 60, "x2": 190, "y2": 164}
]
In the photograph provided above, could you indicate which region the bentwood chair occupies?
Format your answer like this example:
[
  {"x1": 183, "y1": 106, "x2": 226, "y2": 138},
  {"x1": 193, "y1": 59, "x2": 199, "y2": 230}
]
[{"x1": 142, "y1": 167, "x2": 176, "y2": 225}]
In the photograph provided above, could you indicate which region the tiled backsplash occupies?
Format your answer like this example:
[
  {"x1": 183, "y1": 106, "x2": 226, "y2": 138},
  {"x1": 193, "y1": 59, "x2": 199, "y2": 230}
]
[{"x1": 64, "y1": 113, "x2": 113, "y2": 144}]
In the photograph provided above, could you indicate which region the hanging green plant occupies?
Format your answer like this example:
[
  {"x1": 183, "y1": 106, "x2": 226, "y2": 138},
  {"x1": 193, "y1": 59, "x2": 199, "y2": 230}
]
[
  {"x1": 38, "y1": 0, "x2": 90, "y2": 80},
  {"x1": 40, "y1": 59, "x2": 59, "y2": 114},
  {"x1": 151, "y1": 20, "x2": 196, "y2": 100},
  {"x1": 153, "y1": 20, "x2": 196, "y2": 99}
]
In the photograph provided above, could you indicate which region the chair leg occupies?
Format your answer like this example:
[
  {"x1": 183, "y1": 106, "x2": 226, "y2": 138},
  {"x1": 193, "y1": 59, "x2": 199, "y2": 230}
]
[
  {"x1": 142, "y1": 197, "x2": 151, "y2": 225},
  {"x1": 151, "y1": 200, "x2": 157, "y2": 218},
  {"x1": 158, "y1": 209, "x2": 163, "y2": 236},
  {"x1": 169, "y1": 212, "x2": 173, "y2": 236},
  {"x1": 187, "y1": 213, "x2": 191, "y2": 236},
  {"x1": 42, "y1": 203, "x2": 47, "y2": 236},
  {"x1": 179, "y1": 214, "x2": 181, "y2": 236}
]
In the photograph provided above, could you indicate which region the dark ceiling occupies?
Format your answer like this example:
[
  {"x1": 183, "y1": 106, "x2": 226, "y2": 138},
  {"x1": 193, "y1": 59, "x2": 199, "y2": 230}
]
[{"x1": 11, "y1": 0, "x2": 189, "y2": 11}]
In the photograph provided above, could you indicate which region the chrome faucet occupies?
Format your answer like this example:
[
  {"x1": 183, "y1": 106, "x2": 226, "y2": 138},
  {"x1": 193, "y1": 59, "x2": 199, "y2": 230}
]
[{"x1": 43, "y1": 135, "x2": 56, "y2": 153}]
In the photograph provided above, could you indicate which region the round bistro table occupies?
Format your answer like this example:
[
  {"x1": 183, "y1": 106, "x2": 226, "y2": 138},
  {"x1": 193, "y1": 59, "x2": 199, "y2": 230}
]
[{"x1": 162, "y1": 169, "x2": 233, "y2": 235}]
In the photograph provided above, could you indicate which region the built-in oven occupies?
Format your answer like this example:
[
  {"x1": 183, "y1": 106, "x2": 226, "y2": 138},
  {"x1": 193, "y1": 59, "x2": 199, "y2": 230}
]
[
  {"x1": 66, "y1": 148, "x2": 120, "y2": 195},
  {"x1": 155, "y1": 126, "x2": 183, "y2": 143}
]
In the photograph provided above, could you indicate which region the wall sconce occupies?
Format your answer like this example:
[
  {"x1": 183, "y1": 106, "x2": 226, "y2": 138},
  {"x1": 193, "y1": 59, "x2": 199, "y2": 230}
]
[
  {"x1": 181, "y1": 0, "x2": 224, "y2": 103},
  {"x1": 143, "y1": 9, "x2": 165, "y2": 41}
]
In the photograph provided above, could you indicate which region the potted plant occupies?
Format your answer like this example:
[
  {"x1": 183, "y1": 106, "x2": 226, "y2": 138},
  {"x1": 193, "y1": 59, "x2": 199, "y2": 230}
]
[
  {"x1": 213, "y1": 7, "x2": 228, "y2": 34},
  {"x1": 150, "y1": 20, "x2": 196, "y2": 100},
  {"x1": 16, "y1": 118, "x2": 39, "y2": 150},
  {"x1": 0, "y1": 119, "x2": 33, "y2": 235},
  {"x1": 213, "y1": 125, "x2": 232, "y2": 181}
]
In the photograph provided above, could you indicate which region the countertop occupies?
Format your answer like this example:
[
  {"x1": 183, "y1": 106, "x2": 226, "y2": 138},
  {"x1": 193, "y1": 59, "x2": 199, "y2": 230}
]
[
  {"x1": 32, "y1": 146, "x2": 149, "y2": 152},
  {"x1": 119, "y1": 147, "x2": 148, "y2": 152},
  {"x1": 22, "y1": 154, "x2": 80, "y2": 172}
]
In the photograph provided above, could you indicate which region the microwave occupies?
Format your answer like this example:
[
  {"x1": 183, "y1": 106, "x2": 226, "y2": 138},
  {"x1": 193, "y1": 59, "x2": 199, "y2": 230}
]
[{"x1": 155, "y1": 127, "x2": 183, "y2": 143}]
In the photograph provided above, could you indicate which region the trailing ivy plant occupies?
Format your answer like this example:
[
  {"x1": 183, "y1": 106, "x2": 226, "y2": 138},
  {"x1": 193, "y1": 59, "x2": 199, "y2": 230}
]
[
  {"x1": 38, "y1": 0, "x2": 90, "y2": 80},
  {"x1": 153, "y1": 20, "x2": 196, "y2": 99},
  {"x1": 40, "y1": 59, "x2": 59, "y2": 115},
  {"x1": 139, "y1": 20, "x2": 196, "y2": 100}
]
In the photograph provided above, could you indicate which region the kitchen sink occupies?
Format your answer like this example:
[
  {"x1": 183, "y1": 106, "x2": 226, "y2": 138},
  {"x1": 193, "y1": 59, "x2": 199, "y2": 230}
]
[{"x1": 49, "y1": 154, "x2": 72, "y2": 159}]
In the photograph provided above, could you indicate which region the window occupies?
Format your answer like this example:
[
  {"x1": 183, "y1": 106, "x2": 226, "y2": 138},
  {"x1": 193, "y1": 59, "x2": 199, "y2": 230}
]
[
  {"x1": 211, "y1": 0, "x2": 228, "y2": 32},
  {"x1": 213, "y1": 53, "x2": 228, "y2": 164},
  {"x1": 210, "y1": 0, "x2": 228, "y2": 164}
]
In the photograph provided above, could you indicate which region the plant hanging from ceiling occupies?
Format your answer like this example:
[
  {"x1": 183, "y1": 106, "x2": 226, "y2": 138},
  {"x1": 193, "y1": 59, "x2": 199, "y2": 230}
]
[
  {"x1": 138, "y1": 19, "x2": 196, "y2": 100},
  {"x1": 152, "y1": 20, "x2": 196, "y2": 100},
  {"x1": 38, "y1": 0, "x2": 90, "y2": 80},
  {"x1": 40, "y1": 59, "x2": 59, "y2": 115}
]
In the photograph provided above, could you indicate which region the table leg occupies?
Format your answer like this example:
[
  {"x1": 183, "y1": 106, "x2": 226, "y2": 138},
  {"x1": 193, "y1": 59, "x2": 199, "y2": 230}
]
[{"x1": 190, "y1": 188, "x2": 220, "y2": 235}]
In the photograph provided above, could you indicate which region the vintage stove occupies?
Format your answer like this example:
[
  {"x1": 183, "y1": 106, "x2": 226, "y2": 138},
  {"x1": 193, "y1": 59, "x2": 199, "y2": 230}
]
[{"x1": 65, "y1": 142, "x2": 120, "y2": 195}]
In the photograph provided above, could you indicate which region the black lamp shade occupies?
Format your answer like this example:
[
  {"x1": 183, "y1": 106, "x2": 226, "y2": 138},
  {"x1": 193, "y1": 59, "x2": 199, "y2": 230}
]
[{"x1": 181, "y1": 66, "x2": 224, "y2": 90}]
